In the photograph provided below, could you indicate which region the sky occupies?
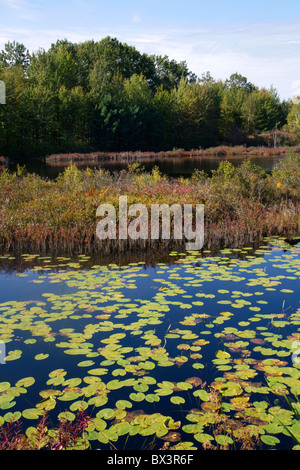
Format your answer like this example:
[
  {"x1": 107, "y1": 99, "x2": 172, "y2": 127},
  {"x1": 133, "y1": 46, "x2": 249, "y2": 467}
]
[{"x1": 1, "y1": 0, "x2": 300, "y2": 100}]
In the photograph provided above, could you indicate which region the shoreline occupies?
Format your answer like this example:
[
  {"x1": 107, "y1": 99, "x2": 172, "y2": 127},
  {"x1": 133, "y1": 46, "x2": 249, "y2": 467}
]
[
  {"x1": 45, "y1": 145, "x2": 293, "y2": 165},
  {"x1": 1, "y1": 235, "x2": 299, "y2": 272},
  {"x1": 1, "y1": 225, "x2": 299, "y2": 258}
]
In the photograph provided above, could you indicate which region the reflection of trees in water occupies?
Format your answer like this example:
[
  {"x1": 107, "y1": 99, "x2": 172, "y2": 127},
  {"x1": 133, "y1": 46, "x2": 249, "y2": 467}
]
[{"x1": 1, "y1": 237, "x2": 296, "y2": 275}]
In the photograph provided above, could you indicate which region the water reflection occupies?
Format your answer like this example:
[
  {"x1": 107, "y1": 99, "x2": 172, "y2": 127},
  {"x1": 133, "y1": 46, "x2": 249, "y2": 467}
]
[{"x1": 7, "y1": 154, "x2": 283, "y2": 179}]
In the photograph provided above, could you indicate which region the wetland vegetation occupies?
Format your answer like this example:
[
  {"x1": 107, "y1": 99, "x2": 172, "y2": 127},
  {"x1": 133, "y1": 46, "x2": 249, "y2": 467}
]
[
  {"x1": 0, "y1": 153, "x2": 299, "y2": 451},
  {"x1": 0, "y1": 153, "x2": 299, "y2": 255}
]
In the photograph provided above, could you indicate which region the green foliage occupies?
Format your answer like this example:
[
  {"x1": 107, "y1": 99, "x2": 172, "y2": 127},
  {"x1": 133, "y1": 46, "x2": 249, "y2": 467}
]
[
  {"x1": 211, "y1": 160, "x2": 236, "y2": 181},
  {"x1": 0, "y1": 41, "x2": 31, "y2": 72},
  {"x1": 271, "y1": 152, "x2": 300, "y2": 197},
  {"x1": 0, "y1": 37, "x2": 291, "y2": 156},
  {"x1": 286, "y1": 103, "x2": 300, "y2": 134}
]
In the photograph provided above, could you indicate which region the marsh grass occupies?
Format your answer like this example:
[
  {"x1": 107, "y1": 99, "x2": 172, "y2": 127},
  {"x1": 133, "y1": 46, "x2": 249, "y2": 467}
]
[
  {"x1": 45, "y1": 144, "x2": 295, "y2": 164},
  {"x1": 0, "y1": 154, "x2": 299, "y2": 254}
]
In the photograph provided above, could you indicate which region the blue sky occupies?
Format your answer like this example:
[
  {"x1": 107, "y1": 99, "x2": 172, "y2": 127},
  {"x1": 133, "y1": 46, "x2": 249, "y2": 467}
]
[{"x1": 1, "y1": 0, "x2": 300, "y2": 99}]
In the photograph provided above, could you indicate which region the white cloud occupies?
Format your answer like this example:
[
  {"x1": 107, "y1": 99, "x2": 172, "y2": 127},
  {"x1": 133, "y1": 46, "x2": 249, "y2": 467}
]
[
  {"x1": 0, "y1": 27, "x2": 96, "y2": 51},
  {"x1": 119, "y1": 24, "x2": 299, "y2": 100},
  {"x1": 0, "y1": 21, "x2": 298, "y2": 99}
]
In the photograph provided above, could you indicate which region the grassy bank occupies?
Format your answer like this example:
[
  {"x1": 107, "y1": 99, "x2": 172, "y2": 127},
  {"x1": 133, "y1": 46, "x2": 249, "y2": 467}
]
[
  {"x1": 45, "y1": 145, "x2": 295, "y2": 165},
  {"x1": 0, "y1": 154, "x2": 299, "y2": 255}
]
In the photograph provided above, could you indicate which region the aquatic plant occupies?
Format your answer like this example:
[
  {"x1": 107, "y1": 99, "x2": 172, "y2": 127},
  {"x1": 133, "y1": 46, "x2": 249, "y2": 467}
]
[
  {"x1": 0, "y1": 237, "x2": 299, "y2": 450},
  {"x1": 0, "y1": 409, "x2": 90, "y2": 450}
]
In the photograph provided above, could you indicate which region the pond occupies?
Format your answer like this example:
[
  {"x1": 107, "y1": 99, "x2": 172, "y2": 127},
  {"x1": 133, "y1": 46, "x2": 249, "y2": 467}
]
[
  {"x1": 0, "y1": 236, "x2": 299, "y2": 450},
  {"x1": 8, "y1": 153, "x2": 284, "y2": 179}
]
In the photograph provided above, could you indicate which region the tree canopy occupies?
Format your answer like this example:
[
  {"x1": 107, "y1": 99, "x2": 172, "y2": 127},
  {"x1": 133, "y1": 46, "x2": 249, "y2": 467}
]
[{"x1": 0, "y1": 37, "x2": 293, "y2": 158}]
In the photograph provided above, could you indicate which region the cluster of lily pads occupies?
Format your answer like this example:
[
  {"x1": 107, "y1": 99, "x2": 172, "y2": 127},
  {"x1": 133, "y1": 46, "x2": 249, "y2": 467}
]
[{"x1": 0, "y1": 237, "x2": 299, "y2": 450}]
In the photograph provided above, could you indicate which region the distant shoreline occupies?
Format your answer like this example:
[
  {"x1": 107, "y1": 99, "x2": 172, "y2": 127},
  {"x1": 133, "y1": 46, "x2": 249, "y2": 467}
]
[
  {"x1": 45, "y1": 145, "x2": 295, "y2": 165},
  {"x1": 1, "y1": 145, "x2": 298, "y2": 168}
]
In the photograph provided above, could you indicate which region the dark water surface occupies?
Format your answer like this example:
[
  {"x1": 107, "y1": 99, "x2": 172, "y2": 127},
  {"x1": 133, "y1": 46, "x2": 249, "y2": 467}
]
[
  {"x1": 8, "y1": 154, "x2": 283, "y2": 179},
  {"x1": 0, "y1": 237, "x2": 299, "y2": 450}
]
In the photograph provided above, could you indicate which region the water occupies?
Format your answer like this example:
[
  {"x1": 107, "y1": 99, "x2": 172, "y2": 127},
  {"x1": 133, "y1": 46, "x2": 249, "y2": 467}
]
[
  {"x1": 7, "y1": 154, "x2": 283, "y2": 179},
  {"x1": 0, "y1": 237, "x2": 299, "y2": 450}
]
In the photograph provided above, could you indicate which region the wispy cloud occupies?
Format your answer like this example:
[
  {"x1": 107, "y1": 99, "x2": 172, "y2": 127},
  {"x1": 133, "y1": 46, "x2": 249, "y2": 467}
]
[
  {"x1": 0, "y1": 0, "x2": 40, "y2": 20},
  {"x1": 119, "y1": 23, "x2": 300, "y2": 99},
  {"x1": 0, "y1": 0, "x2": 25, "y2": 10},
  {"x1": 0, "y1": 19, "x2": 298, "y2": 99},
  {"x1": 0, "y1": 27, "x2": 94, "y2": 51}
]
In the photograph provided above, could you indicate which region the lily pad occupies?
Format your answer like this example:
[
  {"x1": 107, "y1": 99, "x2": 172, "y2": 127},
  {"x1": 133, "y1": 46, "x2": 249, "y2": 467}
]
[
  {"x1": 261, "y1": 435, "x2": 280, "y2": 446},
  {"x1": 35, "y1": 353, "x2": 49, "y2": 360},
  {"x1": 215, "y1": 435, "x2": 234, "y2": 446},
  {"x1": 22, "y1": 408, "x2": 43, "y2": 420},
  {"x1": 115, "y1": 400, "x2": 133, "y2": 410},
  {"x1": 170, "y1": 396, "x2": 185, "y2": 405}
]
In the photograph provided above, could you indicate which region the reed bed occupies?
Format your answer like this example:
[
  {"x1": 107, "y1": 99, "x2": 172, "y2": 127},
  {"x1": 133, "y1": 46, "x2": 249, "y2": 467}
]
[{"x1": 45, "y1": 145, "x2": 296, "y2": 165}]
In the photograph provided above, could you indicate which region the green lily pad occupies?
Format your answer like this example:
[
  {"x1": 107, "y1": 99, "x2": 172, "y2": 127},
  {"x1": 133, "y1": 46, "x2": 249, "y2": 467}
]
[
  {"x1": 88, "y1": 395, "x2": 108, "y2": 407},
  {"x1": 194, "y1": 433, "x2": 214, "y2": 443},
  {"x1": 58, "y1": 411, "x2": 76, "y2": 422},
  {"x1": 170, "y1": 396, "x2": 185, "y2": 405},
  {"x1": 193, "y1": 390, "x2": 210, "y2": 401},
  {"x1": 87, "y1": 368, "x2": 108, "y2": 376},
  {"x1": 0, "y1": 382, "x2": 11, "y2": 393},
  {"x1": 35, "y1": 353, "x2": 49, "y2": 360},
  {"x1": 1, "y1": 401, "x2": 16, "y2": 410},
  {"x1": 261, "y1": 435, "x2": 280, "y2": 446},
  {"x1": 115, "y1": 400, "x2": 133, "y2": 410},
  {"x1": 215, "y1": 435, "x2": 234, "y2": 446},
  {"x1": 92, "y1": 417, "x2": 107, "y2": 432},
  {"x1": 22, "y1": 408, "x2": 43, "y2": 420},
  {"x1": 129, "y1": 392, "x2": 145, "y2": 402},
  {"x1": 145, "y1": 393, "x2": 160, "y2": 403},
  {"x1": 4, "y1": 411, "x2": 22, "y2": 422},
  {"x1": 15, "y1": 377, "x2": 35, "y2": 388},
  {"x1": 5, "y1": 350, "x2": 22, "y2": 361},
  {"x1": 69, "y1": 400, "x2": 88, "y2": 411},
  {"x1": 77, "y1": 360, "x2": 95, "y2": 367},
  {"x1": 96, "y1": 408, "x2": 115, "y2": 420}
]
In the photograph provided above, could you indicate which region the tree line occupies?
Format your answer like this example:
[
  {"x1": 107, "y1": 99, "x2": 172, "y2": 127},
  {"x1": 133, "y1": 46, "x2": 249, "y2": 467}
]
[{"x1": 0, "y1": 37, "x2": 297, "y2": 158}]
